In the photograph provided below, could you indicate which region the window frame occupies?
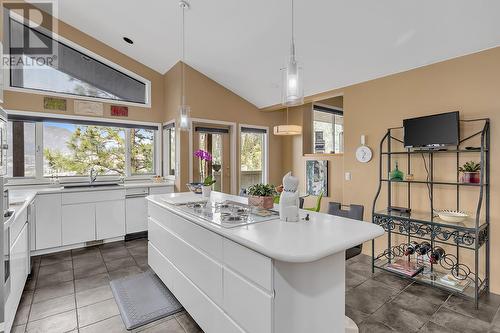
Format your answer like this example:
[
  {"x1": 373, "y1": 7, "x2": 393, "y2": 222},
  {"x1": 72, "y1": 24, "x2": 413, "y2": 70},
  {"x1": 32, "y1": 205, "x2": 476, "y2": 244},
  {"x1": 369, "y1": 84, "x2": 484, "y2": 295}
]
[
  {"x1": 312, "y1": 105, "x2": 344, "y2": 155},
  {"x1": 5, "y1": 110, "x2": 161, "y2": 185},
  {"x1": 3, "y1": 12, "x2": 152, "y2": 108},
  {"x1": 238, "y1": 124, "x2": 269, "y2": 189},
  {"x1": 162, "y1": 120, "x2": 176, "y2": 180}
]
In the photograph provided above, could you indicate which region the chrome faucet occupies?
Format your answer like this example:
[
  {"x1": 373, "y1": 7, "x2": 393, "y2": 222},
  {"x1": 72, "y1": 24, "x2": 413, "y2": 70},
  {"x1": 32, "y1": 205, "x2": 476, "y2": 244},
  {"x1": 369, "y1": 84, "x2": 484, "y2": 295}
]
[{"x1": 89, "y1": 167, "x2": 97, "y2": 184}]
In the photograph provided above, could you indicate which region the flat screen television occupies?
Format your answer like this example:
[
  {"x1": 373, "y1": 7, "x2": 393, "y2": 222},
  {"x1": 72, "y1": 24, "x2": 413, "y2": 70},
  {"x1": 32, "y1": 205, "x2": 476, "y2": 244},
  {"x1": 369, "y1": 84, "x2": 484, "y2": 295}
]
[{"x1": 403, "y1": 111, "x2": 460, "y2": 148}]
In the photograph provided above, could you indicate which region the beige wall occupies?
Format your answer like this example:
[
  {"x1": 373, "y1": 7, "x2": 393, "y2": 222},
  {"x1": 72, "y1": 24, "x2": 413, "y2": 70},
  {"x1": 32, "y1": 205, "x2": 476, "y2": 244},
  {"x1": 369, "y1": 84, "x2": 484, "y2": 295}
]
[
  {"x1": 1, "y1": 2, "x2": 165, "y2": 122},
  {"x1": 282, "y1": 46, "x2": 500, "y2": 293},
  {"x1": 164, "y1": 62, "x2": 286, "y2": 192}
]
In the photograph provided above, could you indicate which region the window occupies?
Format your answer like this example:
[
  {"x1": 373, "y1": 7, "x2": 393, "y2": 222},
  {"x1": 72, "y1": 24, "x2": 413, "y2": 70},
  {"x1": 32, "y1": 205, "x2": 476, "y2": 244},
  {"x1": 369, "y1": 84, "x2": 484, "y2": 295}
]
[
  {"x1": 7, "y1": 121, "x2": 36, "y2": 178},
  {"x1": 6, "y1": 115, "x2": 158, "y2": 181},
  {"x1": 7, "y1": 17, "x2": 148, "y2": 104},
  {"x1": 313, "y1": 106, "x2": 344, "y2": 154},
  {"x1": 43, "y1": 122, "x2": 126, "y2": 177},
  {"x1": 240, "y1": 127, "x2": 267, "y2": 189},
  {"x1": 163, "y1": 124, "x2": 176, "y2": 177},
  {"x1": 130, "y1": 128, "x2": 154, "y2": 175}
]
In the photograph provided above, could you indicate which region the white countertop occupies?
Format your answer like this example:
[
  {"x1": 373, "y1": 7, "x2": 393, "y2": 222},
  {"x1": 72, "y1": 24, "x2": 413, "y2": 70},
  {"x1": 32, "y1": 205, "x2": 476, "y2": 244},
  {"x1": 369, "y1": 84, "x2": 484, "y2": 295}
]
[
  {"x1": 7, "y1": 180, "x2": 174, "y2": 205},
  {"x1": 147, "y1": 192, "x2": 385, "y2": 263}
]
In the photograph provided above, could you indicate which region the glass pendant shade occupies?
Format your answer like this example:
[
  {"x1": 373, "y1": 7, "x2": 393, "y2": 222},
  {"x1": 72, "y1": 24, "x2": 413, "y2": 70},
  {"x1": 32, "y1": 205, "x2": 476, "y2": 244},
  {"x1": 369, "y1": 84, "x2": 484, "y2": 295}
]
[
  {"x1": 178, "y1": 103, "x2": 191, "y2": 131},
  {"x1": 273, "y1": 124, "x2": 302, "y2": 136},
  {"x1": 281, "y1": 56, "x2": 303, "y2": 107}
]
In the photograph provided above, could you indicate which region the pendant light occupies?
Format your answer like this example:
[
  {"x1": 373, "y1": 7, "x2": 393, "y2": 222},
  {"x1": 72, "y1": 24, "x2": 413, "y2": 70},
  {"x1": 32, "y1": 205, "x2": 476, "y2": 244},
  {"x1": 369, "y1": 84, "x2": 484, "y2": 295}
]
[
  {"x1": 178, "y1": 0, "x2": 191, "y2": 131},
  {"x1": 273, "y1": 107, "x2": 302, "y2": 136},
  {"x1": 281, "y1": 0, "x2": 303, "y2": 106}
]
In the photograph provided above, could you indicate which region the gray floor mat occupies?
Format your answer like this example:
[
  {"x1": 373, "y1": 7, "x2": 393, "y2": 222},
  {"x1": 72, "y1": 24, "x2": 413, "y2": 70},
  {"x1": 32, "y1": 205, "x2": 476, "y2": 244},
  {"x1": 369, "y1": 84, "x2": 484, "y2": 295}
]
[{"x1": 110, "y1": 270, "x2": 183, "y2": 330}]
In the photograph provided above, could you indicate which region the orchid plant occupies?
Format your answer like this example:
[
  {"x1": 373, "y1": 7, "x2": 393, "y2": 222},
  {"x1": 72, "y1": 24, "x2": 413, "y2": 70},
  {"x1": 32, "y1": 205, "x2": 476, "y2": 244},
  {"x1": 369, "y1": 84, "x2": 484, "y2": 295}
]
[{"x1": 194, "y1": 149, "x2": 216, "y2": 186}]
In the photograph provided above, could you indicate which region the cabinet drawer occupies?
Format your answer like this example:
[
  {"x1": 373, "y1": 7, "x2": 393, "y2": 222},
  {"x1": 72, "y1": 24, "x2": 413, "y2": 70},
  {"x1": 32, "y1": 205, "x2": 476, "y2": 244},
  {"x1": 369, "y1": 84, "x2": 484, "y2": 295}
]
[
  {"x1": 149, "y1": 186, "x2": 173, "y2": 195},
  {"x1": 149, "y1": 218, "x2": 223, "y2": 306},
  {"x1": 149, "y1": 203, "x2": 223, "y2": 261},
  {"x1": 223, "y1": 268, "x2": 273, "y2": 333},
  {"x1": 62, "y1": 189, "x2": 125, "y2": 205},
  {"x1": 10, "y1": 207, "x2": 27, "y2": 247},
  {"x1": 223, "y1": 239, "x2": 273, "y2": 293},
  {"x1": 149, "y1": 242, "x2": 244, "y2": 333}
]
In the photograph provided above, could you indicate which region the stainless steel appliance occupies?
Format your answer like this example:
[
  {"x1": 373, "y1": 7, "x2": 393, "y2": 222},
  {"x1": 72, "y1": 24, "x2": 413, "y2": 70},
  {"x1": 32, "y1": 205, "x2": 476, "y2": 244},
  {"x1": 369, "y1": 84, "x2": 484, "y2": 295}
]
[
  {"x1": 0, "y1": 107, "x2": 8, "y2": 332},
  {"x1": 177, "y1": 200, "x2": 278, "y2": 228}
]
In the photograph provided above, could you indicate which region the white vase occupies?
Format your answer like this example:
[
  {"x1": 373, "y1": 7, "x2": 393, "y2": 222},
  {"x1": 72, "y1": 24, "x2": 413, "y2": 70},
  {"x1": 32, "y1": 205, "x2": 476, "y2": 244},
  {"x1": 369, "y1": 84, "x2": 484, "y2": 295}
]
[{"x1": 202, "y1": 185, "x2": 212, "y2": 198}]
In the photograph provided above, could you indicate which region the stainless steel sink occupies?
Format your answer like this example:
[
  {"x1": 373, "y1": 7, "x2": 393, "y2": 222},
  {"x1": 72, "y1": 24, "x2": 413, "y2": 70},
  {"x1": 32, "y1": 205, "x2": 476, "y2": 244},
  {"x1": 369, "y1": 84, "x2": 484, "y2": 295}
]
[{"x1": 63, "y1": 182, "x2": 121, "y2": 189}]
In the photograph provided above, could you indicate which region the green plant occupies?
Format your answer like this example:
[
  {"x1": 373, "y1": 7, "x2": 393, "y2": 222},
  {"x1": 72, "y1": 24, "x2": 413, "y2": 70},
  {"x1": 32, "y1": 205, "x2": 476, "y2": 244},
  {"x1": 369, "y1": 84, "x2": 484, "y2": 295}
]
[
  {"x1": 459, "y1": 161, "x2": 481, "y2": 173},
  {"x1": 246, "y1": 184, "x2": 276, "y2": 197},
  {"x1": 203, "y1": 175, "x2": 216, "y2": 186}
]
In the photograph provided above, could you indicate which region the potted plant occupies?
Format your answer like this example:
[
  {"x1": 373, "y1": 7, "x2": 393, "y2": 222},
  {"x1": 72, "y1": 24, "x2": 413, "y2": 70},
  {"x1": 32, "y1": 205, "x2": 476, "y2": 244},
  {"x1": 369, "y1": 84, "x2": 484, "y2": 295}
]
[
  {"x1": 246, "y1": 184, "x2": 277, "y2": 209},
  {"x1": 459, "y1": 161, "x2": 481, "y2": 184},
  {"x1": 202, "y1": 175, "x2": 216, "y2": 198}
]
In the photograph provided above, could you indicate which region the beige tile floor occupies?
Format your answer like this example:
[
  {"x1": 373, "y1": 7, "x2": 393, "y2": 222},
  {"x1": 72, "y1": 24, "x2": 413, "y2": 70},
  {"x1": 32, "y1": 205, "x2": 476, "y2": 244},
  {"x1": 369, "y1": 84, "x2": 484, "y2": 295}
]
[
  {"x1": 11, "y1": 238, "x2": 500, "y2": 333},
  {"x1": 12, "y1": 239, "x2": 201, "y2": 333}
]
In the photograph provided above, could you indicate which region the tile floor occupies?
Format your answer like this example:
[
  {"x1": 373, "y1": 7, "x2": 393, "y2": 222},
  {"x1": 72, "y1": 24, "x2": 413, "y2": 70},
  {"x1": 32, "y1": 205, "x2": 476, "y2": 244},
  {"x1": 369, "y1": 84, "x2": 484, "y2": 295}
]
[
  {"x1": 12, "y1": 238, "x2": 201, "y2": 333},
  {"x1": 11, "y1": 239, "x2": 500, "y2": 333}
]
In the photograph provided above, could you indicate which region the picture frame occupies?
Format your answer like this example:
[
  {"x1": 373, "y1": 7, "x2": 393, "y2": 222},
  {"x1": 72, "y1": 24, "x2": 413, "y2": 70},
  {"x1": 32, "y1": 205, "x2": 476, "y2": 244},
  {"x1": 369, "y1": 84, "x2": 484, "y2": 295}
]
[{"x1": 306, "y1": 160, "x2": 328, "y2": 196}]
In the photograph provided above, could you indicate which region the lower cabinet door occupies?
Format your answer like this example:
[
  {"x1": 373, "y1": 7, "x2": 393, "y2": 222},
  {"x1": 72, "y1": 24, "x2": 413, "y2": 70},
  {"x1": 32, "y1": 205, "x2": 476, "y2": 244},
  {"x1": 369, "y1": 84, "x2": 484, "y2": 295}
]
[
  {"x1": 6, "y1": 223, "x2": 29, "y2": 332},
  {"x1": 223, "y1": 268, "x2": 273, "y2": 333},
  {"x1": 62, "y1": 203, "x2": 96, "y2": 245},
  {"x1": 125, "y1": 197, "x2": 148, "y2": 233},
  {"x1": 96, "y1": 200, "x2": 125, "y2": 239}
]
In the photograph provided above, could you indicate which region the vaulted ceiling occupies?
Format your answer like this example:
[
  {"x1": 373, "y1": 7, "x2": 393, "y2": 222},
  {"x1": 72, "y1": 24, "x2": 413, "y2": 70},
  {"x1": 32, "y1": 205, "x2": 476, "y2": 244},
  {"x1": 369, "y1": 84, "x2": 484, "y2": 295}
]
[{"x1": 54, "y1": 0, "x2": 500, "y2": 108}]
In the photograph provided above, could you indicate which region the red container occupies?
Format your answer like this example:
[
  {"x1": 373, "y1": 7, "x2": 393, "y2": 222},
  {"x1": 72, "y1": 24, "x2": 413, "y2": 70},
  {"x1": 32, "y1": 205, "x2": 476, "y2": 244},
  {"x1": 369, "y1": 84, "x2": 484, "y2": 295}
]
[{"x1": 462, "y1": 172, "x2": 480, "y2": 184}]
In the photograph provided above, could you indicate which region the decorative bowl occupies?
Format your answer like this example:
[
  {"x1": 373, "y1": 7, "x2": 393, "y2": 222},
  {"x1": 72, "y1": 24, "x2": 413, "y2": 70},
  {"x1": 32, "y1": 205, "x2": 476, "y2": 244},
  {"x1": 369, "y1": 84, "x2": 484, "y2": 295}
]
[
  {"x1": 186, "y1": 182, "x2": 203, "y2": 194},
  {"x1": 435, "y1": 210, "x2": 469, "y2": 223}
]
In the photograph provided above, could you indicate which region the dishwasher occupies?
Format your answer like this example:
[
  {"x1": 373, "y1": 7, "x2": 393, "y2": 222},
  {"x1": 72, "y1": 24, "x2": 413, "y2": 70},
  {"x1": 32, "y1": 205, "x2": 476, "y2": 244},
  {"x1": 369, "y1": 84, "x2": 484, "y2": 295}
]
[{"x1": 125, "y1": 187, "x2": 149, "y2": 240}]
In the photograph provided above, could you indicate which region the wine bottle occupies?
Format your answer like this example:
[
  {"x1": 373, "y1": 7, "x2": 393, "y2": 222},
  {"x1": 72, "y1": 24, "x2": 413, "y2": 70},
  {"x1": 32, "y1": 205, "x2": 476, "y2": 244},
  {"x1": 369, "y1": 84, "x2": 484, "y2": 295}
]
[
  {"x1": 416, "y1": 241, "x2": 431, "y2": 256},
  {"x1": 404, "y1": 241, "x2": 419, "y2": 256},
  {"x1": 429, "y1": 247, "x2": 445, "y2": 264}
]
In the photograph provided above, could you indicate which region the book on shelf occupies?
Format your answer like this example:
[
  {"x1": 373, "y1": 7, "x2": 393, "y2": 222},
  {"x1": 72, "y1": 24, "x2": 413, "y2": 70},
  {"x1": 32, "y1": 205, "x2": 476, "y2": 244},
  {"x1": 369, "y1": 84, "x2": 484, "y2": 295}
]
[
  {"x1": 436, "y1": 273, "x2": 471, "y2": 292},
  {"x1": 385, "y1": 259, "x2": 424, "y2": 277}
]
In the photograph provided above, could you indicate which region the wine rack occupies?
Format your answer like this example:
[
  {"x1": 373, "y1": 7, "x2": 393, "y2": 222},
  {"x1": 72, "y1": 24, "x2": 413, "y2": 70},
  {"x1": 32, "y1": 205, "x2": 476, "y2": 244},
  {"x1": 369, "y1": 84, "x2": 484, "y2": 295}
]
[{"x1": 372, "y1": 118, "x2": 490, "y2": 309}]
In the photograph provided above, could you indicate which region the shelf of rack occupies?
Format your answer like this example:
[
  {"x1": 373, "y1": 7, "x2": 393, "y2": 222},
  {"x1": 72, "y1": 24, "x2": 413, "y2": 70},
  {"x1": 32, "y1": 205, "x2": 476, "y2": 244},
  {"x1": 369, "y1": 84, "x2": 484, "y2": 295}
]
[
  {"x1": 372, "y1": 118, "x2": 490, "y2": 309},
  {"x1": 381, "y1": 179, "x2": 487, "y2": 187},
  {"x1": 373, "y1": 257, "x2": 487, "y2": 299}
]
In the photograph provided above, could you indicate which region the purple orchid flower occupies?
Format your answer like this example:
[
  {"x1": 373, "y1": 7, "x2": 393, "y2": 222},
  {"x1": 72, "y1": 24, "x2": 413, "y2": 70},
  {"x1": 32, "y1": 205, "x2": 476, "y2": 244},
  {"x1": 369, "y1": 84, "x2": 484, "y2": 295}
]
[{"x1": 194, "y1": 149, "x2": 213, "y2": 162}]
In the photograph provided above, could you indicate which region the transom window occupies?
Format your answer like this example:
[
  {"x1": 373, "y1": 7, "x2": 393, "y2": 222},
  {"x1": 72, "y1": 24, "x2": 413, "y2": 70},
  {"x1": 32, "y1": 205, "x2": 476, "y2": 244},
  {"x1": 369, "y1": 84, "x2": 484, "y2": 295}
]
[
  {"x1": 7, "y1": 116, "x2": 158, "y2": 180},
  {"x1": 6, "y1": 17, "x2": 149, "y2": 104}
]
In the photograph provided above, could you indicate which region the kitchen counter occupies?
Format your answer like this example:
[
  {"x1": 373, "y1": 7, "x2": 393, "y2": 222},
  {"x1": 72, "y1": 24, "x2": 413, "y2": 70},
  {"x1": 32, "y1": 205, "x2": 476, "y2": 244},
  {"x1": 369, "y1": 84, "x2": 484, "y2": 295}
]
[
  {"x1": 147, "y1": 191, "x2": 384, "y2": 263},
  {"x1": 147, "y1": 191, "x2": 384, "y2": 333}
]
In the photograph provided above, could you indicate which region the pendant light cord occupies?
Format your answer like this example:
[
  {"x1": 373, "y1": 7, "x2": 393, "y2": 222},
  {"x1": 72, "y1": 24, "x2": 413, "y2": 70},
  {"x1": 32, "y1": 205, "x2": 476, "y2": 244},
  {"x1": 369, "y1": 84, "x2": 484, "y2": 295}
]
[
  {"x1": 290, "y1": 0, "x2": 295, "y2": 60},
  {"x1": 181, "y1": 3, "x2": 186, "y2": 105}
]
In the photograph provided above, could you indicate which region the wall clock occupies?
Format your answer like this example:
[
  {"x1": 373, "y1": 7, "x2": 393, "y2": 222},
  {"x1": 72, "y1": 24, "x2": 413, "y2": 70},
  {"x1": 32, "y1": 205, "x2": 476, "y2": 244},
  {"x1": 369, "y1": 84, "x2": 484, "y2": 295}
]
[{"x1": 356, "y1": 145, "x2": 372, "y2": 163}]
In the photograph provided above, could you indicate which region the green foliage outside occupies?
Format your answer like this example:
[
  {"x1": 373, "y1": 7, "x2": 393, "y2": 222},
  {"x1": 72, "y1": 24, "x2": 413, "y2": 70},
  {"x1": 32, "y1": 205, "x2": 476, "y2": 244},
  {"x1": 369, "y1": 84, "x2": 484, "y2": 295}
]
[
  {"x1": 240, "y1": 133, "x2": 263, "y2": 171},
  {"x1": 44, "y1": 125, "x2": 153, "y2": 176}
]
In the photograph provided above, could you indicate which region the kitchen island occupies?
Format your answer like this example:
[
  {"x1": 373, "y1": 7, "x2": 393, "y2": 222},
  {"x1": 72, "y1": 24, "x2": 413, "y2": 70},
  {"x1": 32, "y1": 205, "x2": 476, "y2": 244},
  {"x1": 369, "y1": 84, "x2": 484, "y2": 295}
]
[{"x1": 147, "y1": 192, "x2": 384, "y2": 333}]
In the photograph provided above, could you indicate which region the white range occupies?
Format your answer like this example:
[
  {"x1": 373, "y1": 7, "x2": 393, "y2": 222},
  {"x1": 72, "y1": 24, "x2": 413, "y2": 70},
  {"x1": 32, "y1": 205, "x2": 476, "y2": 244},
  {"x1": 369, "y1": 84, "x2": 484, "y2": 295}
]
[{"x1": 147, "y1": 192, "x2": 384, "y2": 333}]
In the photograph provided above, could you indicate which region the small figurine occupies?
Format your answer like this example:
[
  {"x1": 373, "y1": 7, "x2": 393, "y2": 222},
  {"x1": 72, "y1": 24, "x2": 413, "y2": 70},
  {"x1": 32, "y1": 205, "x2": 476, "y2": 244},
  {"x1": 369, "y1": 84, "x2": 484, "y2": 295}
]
[{"x1": 279, "y1": 172, "x2": 300, "y2": 222}]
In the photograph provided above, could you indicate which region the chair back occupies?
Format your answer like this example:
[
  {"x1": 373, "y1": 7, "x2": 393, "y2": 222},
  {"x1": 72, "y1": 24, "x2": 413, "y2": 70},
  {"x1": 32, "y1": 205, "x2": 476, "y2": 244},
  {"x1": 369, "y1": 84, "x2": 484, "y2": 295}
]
[{"x1": 328, "y1": 202, "x2": 364, "y2": 221}]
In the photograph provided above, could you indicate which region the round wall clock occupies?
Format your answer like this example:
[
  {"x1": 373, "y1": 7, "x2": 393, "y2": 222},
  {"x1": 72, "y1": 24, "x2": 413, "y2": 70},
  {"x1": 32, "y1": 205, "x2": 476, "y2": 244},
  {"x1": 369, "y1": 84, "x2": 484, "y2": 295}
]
[{"x1": 356, "y1": 146, "x2": 373, "y2": 163}]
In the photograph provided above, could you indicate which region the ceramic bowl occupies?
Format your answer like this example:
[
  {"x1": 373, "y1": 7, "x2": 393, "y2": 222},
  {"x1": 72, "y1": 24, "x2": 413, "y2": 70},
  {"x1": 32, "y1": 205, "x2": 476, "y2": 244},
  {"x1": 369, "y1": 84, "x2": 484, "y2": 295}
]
[
  {"x1": 186, "y1": 182, "x2": 203, "y2": 194},
  {"x1": 435, "y1": 210, "x2": 469, "y2": 223}
]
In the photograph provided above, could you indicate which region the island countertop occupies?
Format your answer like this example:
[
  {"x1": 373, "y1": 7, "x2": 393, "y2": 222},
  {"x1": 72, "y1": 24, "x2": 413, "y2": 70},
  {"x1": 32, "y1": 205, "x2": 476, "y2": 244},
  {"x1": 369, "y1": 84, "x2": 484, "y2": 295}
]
[{"x1": 147, "y1": 191, "x2": 384, "y2": 263}]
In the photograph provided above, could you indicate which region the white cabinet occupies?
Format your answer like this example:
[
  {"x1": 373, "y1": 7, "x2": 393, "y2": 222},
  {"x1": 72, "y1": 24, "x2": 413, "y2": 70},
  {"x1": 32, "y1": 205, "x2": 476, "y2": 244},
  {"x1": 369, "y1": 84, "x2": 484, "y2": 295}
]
[
  {"x1": 149, "y1": 186, "x2": 173, "y2": 195},
  {"x1": 96, "y1": 200, "x2": 125, "y2": 239},
  {"x1": 35, "y1": 193, "x2": 62, "y2": 250},
  {"x1": 5, "y1": 223, "x2": 29, "y2": 333},
  {"x1": 62, "y1": 203, "x2": 95, "y2": 245},
  {"x1": 125, "y1": 187, "x2": 148, "y2": 234}
]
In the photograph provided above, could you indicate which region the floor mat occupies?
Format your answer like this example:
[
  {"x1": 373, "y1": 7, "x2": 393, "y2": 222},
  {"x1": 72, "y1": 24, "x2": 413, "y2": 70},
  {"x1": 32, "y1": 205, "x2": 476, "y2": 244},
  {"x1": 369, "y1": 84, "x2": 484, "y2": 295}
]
[{"x1": 110, "y1": 270, "x2": 183, "y2": 330}]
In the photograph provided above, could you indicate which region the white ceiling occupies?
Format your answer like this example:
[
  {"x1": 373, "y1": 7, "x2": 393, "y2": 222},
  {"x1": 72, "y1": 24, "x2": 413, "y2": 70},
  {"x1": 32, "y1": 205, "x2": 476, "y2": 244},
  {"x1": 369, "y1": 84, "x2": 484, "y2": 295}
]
[{"x1": 53, "y1": 0, "x2": 500, "y2": 108}]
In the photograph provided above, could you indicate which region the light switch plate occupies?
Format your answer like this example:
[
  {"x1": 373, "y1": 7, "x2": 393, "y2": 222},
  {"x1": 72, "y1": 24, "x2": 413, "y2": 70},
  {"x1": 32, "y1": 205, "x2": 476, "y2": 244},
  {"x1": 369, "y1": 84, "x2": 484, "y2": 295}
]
[{"x1": 345, "y1": 172, "x2": 352, "y2": 181}]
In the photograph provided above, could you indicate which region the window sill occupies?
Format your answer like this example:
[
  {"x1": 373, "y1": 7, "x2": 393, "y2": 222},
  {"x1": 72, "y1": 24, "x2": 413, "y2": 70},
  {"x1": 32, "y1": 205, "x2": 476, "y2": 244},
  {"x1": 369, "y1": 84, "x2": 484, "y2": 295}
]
[{"x1": 304, "y1": 153, "x2": 344, "y2": 157}]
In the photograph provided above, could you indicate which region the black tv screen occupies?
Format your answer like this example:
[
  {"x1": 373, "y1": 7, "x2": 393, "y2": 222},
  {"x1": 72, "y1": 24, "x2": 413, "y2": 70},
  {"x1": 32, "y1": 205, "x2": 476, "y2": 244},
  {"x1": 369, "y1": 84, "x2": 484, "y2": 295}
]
[{"x1": 403, "y1": 112, "x2": 460, "y2": 148}]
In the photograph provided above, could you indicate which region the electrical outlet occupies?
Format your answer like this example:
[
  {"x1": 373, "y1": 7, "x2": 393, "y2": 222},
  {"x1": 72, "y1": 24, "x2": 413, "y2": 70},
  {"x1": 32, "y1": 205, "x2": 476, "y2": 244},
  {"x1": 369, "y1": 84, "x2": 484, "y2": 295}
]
[{"x1": 345, "y1": 172, "x2": 352, "y2": 181}]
